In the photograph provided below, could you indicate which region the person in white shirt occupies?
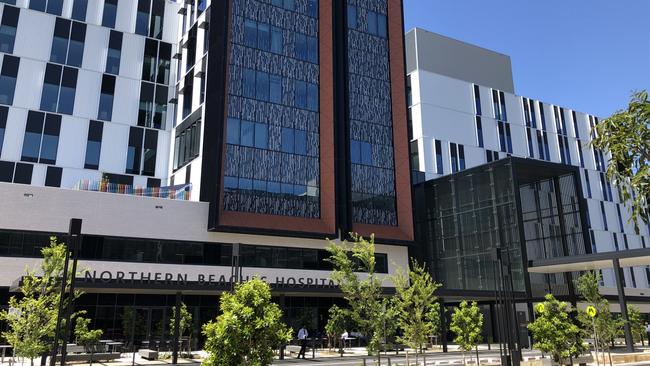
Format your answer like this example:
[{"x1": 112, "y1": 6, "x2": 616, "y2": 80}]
[{"x1": 297, "y1": 326, "x2": 308, "y2": 359}]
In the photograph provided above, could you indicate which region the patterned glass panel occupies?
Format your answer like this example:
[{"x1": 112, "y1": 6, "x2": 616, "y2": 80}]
[
  {"x1": 223, "y1": 0, "x2": 320, "y2": 218},
  {"x1": 346, "y1": 0, "x2": 396, "y2": 226}
]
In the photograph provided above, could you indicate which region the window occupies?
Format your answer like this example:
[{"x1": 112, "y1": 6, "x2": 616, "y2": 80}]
[
  {"x1": 30, "y1": 0, "x2": 63, "y2": 15},
  {"x1": 135, "y1": 0, "x2": 150, "y2": 36},
  {"x1": 435, "y1": 139, "x2": 443, "y2": 174},
  {"x1": 599, "y1": 172, "x2": 612, "y2": 202},
  {"x1": 138, "y1": 81, "x2": 167, "y2": 129},
  {"x1": 584, "y1": 169, "x2": 592, "y2": 198},
  {"x1": 182, "y1": 73, "x2": 192, "y2": 119},
  {"x1": 0, "y1": 106, "x2": 6, "y2": 155},
  {"x1": 49, "y1": 19, "x2": 85, "y2": 67},
  {"x1": 497, "y1": 121, "x2": 512, "y2": 153},
  {"x1": 616, "y1": 204, "x2": 624, "y2": 233},
  {"x1": 106, "y1": 30, "x2": 122, "y2": 74},
  {"x1": 0, "y1": 0, "x2": 16, "y2": 4},
  {"x1": 71, "y1": 0, "x2": 87, "y2": 21},
  {"x1": 126, "y1": 127, "x2": 143, "y2": 174},
  {"x1": 476, "y1": 116, "x2": 483, "y2": 147},
  {"x1": 0, "y1": 160, "x2": 12, "y2": 182},
  {"x1": 449, "y1": 143, "x2": 465, "y2": 172},
  {"x1": 97, "y1": 74, "x2": 115, "y2": 121},
  {"x1": 347, "y1": 5, "x2": 357, "y2": 29},
  {"x1": 21, "y1": 111, "x2": 60, "y2": 164},
  {"x1": 473, "y1": 84, "x2": 481, "y2": 115},
  {"x1": 101, "y1": 0, "x2": 118, "y2": 28},
  {"x1": 40, "y1": 63, "x2": 77, "y2": 115},
  {"x1": 486, "y1": 149, "x2": 499, "y2": 163},
  {"x1": 0, "y1": 6, "x2": 19, "y2": 53},
  {"x1": 142, "y1": 129, "x2": 157, "y2": 176},
  {"x1": 142, "y1": 39, "x2": 171, "y2": 84},
  {"x1": 13, "y1": 162, "x2": 32, "y2": 184},
  {"x1": 538, "y1": 102, "x2": 547, "y2": 130},
  {"x1": 44, "y1": 166, "x2": 62, "y2": 187},
  {"x1": 600, "y1": 201, "x2": 608, "y2": 231},
  {"x1": 410, "y1": 141, "x2": 419, "y2": 171},
  {"x1": 572, "y1": 111, "x2": 580, "y2": 138},
  {"x1": 270, "y1": 26, "x2": 282, "y2": 54},
  {"x1": 576, "y1": 141, "x2": 584, "y2": 168},
  {"x1": 526, "y1": 128, "x2": 534, "y2": 158},
  {"x1": 84, "y1": 120, "x2": 103, "y2": 169},
  {"x1": 148, "y1": 0, "x2": 164, "y2": 39},
  {"x1": 0, "y1": 55, "x2": 19, "y2": 105},
  {"x1": 173, "y1": 120, "x2": 200, "y2": 170},
  {"x1": 350, "y1": 140, "x2": 371, "y2": 165},
  {"x1": 613, "y1": 233, "x2": 619, "y2": 251},
  {"x1": 492, "y1": 89, "x2": 507, "y2": 121}
]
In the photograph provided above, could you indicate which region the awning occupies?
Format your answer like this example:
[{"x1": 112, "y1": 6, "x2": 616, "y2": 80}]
[{"x1": 528, "y1": 247, "x2": 650, "y2": 274}]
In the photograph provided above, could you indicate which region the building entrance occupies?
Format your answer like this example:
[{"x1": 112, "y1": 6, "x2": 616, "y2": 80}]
[{"x1": 126, "y1": 307, "x2": 170, "y2": 351}]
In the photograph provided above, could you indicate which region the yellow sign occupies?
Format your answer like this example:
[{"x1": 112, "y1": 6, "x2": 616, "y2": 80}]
[
  {"x1": 586, "y1": 306, "x2": 597, "y2": 318},
  {"x1": 536, "y1": 303, "x2": 545, "y2": 314}
]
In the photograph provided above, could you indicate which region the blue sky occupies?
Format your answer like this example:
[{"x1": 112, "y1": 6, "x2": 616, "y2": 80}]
[{"x1": 403, "y1": 0, "x2": 650, "y2": 117}]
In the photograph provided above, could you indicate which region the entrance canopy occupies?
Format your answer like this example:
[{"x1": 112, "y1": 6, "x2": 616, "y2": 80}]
[{"x1": 528, "y1": 247, "x2": 650, "y2": 274}]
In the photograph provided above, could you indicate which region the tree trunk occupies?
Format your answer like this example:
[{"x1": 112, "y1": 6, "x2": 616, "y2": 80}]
[{"x1": 475, "y1": 345, "x2": 480, "y2": 365}]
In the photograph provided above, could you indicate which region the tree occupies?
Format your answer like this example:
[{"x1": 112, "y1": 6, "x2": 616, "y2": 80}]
[
  {"x1": 74, "y1": 316, "x2": 103, "y2": 352},
  {"x1": 450, "y1": 301, "x2": 483, "y2": 366},
  {"x1": 392, "y1": 259, "x2": 441, "y2": 363},
  {"x1": 0, "y1": 238, "x2": 83, "y2": 366},
  {"x1": 591, "y1": 90, "x2": 650, "y2": 230},
  {"x1": 324, "y1": 305, "x2": 350, "y2": 351},
  {"x1": 326, "y1": 233, "x2": 392, "y2": 362},
  {"x1": 202, "y1": 278, "x2": 292, "y2": 366},
  {"x1": 627, "y1": 305, "x2": 645, "y2": 345},
  {"x1": 169, "y1": 302, "x2": 193, "y2": 356},
  {"x1": 575, "y1": 271, "x2": 622, "y2": 363},
  {"x1": 528, "y1": 294, "x2": 585, "y2": 364}
]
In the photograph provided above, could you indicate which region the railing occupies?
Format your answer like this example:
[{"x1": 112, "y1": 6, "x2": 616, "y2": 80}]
[{"x1": 73, "y1": 180, "x2": 192, "y2": 200}]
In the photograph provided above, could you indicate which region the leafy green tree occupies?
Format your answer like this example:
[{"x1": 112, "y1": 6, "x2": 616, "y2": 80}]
[
  {"x1": 326, "y1": 233, "x2": 392, "y2": 362},
  {"x1": 169, "y1": 302, "x2": 193, "y2": 356},
  {"x1": 575, "y1": 271, "x2": 623, "y2": 361},
  {"x1": 591, "y1": 90, "x2": 650, "y2": 230},
  {"x1": 0, "y1": 238, "x2": 83, "y2": 366},
  {"x1": 627, "y1": 305, "x2": 645, "y2": 344},
  {"x1": 450, "y1": 301, "x2": 483, "y2": 366},
  {"x1": 74, "y1": 316, "x2": 103, "y2": 352},
  {"x1": 202, "y1": 278, "x2": 292, "y2": 366},
  {"x1": 324, "y1": 305, "x2": 350, "y2": 351},
  {"x1": 392, "y1": 260, "x2": 441, "y2": 362},
  {"x1": 528, "y1": 294, "x2": 585, "y2": 364}
]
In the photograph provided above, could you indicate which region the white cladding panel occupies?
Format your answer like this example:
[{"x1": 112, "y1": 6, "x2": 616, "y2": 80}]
[
  {"x1": 82, "y1": 25, "x2": 110, "y2": 73},
  {"x1": 13, "y1": 9, "x2": 53, "y2": 61},
  {"x1": 12, "y1": 57, "x2": 42, "y2": 111},
  {"x1": 1, "y1": 107, "x2": 27, "y2": 161},
  {"x1": 73, "y1": 69, "x2": 102, "y2": 120},
  {"x1": 56, "y1": 116, "x2": 88, "y2": 169}
]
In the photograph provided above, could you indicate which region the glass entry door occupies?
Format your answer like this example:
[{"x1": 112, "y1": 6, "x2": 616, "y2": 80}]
[{"x1": 123, "y1": 307, "x2": 169, "y2": 351}]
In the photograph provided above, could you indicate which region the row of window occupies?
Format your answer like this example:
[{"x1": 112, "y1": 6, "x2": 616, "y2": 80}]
[
  {"x1": 224, "y1": 176, "x2": 319, "y2": 198},
  {"x1": 240, "y1": 68, "x2": 319, "y2": 111},
  {"x1": 449, "y1": 142, "x2": 465, "y2": 173},
  {"x1": 226, "y1": 118, "x2": 312, "y2": 157},
  {"x1": 0, "y1": 228, "x2": 390, "y2": 273},
  {"x1": 497, "y1": 120, "x2": 512, "y2": 154},
  {"x1": 347, "y1": 5, "x2": 387, "y2": 39},
  {"x1": 242, "y1": 18, "x2": 318, "y2": 64},
  {"x1": 172, "y1": 119, "x2": 200, "y2": 171},
  {"x1": 270, "y1": 0, "x2": 318, "y2": 18}
]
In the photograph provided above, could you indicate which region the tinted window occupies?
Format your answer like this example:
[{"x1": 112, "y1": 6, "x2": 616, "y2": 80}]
[
  {"x1": 0, "y1": 55, "x2": 18, "y2": 105},
  {"x1": 71, "y1": 0, "x2": 87, "y2": 21},
  {"x1": 101, "y1": 0, "x2": 117, "y2": 28},
  {"x1": 57, "y1": 67, "x2": 77, "y2": 115},
  {"x1": 13, "y1": 163, "x2": 32, "y2": 184},
  {"x1": 39, "y1": 114, "x2": 60, "y2": 164},
  {"x1": 106, "y1": 30, "x2": 122, "y2": 74},
  {"x1": 98, "y1": 74, "x2": 115, "y2": 121},
  {"x1": 44, "y1": 166, "x2": 62, "y2": 187},
  {"x1": 0, "y1": 6, "x2": 19, "y2": 53},
  {"x1": 84, "y1": 120, "x2": 103, "y2": 169},
  {"x1": 135, "y1": 0, "x2": 150, "y2": 36},
  {"x1": 21, "y1": 111, "x2": 43, "y2": 162}
]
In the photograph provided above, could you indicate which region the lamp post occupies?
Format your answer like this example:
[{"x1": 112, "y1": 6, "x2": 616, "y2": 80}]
[{"x1": 50, "y1": 218, "x2": 82, "y2": 366}]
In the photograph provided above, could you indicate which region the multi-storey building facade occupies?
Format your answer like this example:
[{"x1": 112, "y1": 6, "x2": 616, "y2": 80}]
[
  {"x1": 0, "y1": 0, "x2": 413, "y2": 347},
  {"x1": 407, "y1": 28, "x2": 650, "y2": 294},
  {"x1": 0, "y1": 0, "x2": 179, "y2": 188}
]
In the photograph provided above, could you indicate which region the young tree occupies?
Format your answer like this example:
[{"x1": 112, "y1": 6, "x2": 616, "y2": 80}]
[
  {"x1": 392, "y1": 260, "x2": 441, "y2": 363},
  {"x1": 575, "y1": 271, "x2": 622, "y2": 363},
  {"x1": 74, "y1": 316, "x2": 103, "y2": 352},
  {"x1": 169, "y1": 302, "x2": 193, "y2": 356},
  {"x1": 326, "y1": 233, "x2": 391, "y2": 362},
  {"x1": 324, "y1": 305, "x2": 350, "y2": 351},
  {"x1": 528, "y1": 294, "x2": 585, "y2": 364},
  {"x1": 450, "y1": 301, "x2": 483, "y2": 366},
  {"x1": 627, "y1": 305, "x2": 645, "y2": 345},
  {"x1": 202, "y1": 278, "x2": 292, "y2": 366},
  {"x1": 591, "y1": 90, "x2": 650, "y2": 230},
  {"x1": 0, "y1": 238, "x2": 83, "y2": 366}
]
